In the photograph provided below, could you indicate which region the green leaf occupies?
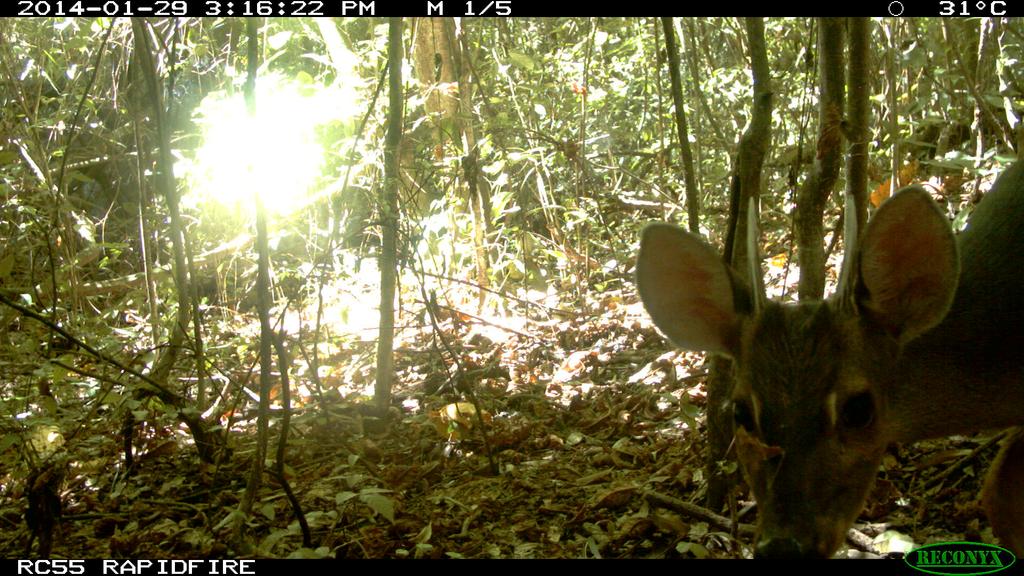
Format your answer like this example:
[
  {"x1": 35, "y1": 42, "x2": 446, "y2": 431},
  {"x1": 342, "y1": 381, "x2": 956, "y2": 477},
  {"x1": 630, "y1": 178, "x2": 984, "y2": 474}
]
[
  {"x1": 335, "y1": 491, "x2": 358, "y2": 505},
  {"x1": 413, "y1": 522, "x2": 432, "y2": 544},
  {"x1": 676, "y1": 541, "x2": 709, "y2": 558},
  {"x1": 39, "y1": 396, "x2": 59, "y2": 416},
  {"x1": 259, "y1": 528, "x2": 289, "y2": 554},
  {"x1": 268, "y1": 31, "x2": 293, "y2": 50},
  {"x1": 0, "y1": 254, "x2": 14, "y2": 279},
  {"x1": 0, "y1": 433, "x2": 22, "y2": 453},
  {"x1": 508, "y1": 51, "x2": 536, "y2": 71},
  {"x1": 260, "y1": 503, "x2": 276, "y2": 521},
  {"x1": 360, "y1": 493, "x2": 395, "y2": 524}
]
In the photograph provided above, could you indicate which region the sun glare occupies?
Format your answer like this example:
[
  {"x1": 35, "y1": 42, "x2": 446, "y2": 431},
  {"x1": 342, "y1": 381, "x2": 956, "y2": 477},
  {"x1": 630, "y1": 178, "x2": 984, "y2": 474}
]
[{"x1": 183, "y1": 74, "x2": 354, "y2": 219}]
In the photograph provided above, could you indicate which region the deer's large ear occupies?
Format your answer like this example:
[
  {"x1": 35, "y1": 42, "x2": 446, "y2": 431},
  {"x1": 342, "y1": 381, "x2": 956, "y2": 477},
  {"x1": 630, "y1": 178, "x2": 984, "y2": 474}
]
[
  {"x1": 636, "y1": 224, "x2": 744, "y2": 356},
  {"x1": 853, "y1": 186, "x2": 959, "y2": 343}
]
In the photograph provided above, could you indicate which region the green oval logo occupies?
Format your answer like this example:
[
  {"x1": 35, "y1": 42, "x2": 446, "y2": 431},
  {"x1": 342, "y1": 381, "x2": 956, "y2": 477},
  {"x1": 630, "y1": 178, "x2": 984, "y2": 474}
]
[{"x1": 905, "y1": 542, "x2": 1016, "y2": 576}]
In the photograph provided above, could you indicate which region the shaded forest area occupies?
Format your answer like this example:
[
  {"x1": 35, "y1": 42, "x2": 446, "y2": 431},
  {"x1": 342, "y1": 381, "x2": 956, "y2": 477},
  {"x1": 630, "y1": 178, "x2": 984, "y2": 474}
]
[{"x1": 0, "y1": 17, "x2": 1021, "y2": 559}]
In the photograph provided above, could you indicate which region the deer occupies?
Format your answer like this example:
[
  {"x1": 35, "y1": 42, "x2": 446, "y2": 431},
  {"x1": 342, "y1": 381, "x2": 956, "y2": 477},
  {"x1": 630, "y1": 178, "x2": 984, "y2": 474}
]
[{"x1": 635, "y1": 162, "x2": 1024, "y2": 558}]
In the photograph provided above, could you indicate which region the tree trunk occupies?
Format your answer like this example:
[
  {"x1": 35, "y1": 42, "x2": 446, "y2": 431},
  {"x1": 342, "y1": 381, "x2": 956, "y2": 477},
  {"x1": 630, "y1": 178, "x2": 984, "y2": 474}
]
[
  {"x1": 375, "y1": 17, "x2": 404, "y2": 414},
  {"x1": 661, "y1": 17, "x2": 701, "y2": 234},
  {"x1": 705, "y1": 17, "x2": 773, "y2": 514},
  {"x1": 795, "y1": 18, "x2": 845, "y2": 301},
  {"x1": 846, "y1": 18, "x2": 870, "y2": 236}
]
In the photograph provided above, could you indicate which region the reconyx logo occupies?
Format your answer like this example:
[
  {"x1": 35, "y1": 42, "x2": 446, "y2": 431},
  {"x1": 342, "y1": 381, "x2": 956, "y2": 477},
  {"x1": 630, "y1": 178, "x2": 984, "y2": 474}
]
[{"x1": 905, "y1": 542, "x2": 1016, "y2": 576}]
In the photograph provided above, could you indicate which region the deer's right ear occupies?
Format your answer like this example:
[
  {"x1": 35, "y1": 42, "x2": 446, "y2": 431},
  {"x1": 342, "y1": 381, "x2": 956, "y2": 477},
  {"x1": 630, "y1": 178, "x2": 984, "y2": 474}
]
[{"x1": 636, "y1": 224, "x2": 744, "y2": 356}]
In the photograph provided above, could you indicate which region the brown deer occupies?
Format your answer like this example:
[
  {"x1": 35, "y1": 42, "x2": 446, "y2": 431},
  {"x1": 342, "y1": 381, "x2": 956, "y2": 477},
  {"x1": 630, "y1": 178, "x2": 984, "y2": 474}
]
[{"x1": 635, "y1": 162, "x2": 1024, "y2": 558}]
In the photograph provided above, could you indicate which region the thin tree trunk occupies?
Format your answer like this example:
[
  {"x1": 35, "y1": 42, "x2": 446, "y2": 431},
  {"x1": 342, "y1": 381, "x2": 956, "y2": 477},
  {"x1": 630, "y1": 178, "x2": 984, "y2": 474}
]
[
  {"x1": 235, "y1": 18, "x2": 266, "y2": 553},
  {"x1": 375, "y1": 17, "x2": 404, "y2": 414},
  {"x1": 846, "y1": 18, "x2": 870, "y2": 235},
  {"x1": 661, "y1": 17, "x2": 701, "y2": 234},
  {"x1": 795, "y1": 18, "x2": 845, "y2": 301},
  {"x1": 706, "y1": 17, "x2": 773, "y2": 514}
]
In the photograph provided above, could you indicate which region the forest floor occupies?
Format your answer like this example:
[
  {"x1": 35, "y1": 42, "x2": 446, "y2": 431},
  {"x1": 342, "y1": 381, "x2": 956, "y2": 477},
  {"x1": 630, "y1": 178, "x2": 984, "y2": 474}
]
[{"x1": 0, "y1": 289, "x2": 1002, "y2": 559}]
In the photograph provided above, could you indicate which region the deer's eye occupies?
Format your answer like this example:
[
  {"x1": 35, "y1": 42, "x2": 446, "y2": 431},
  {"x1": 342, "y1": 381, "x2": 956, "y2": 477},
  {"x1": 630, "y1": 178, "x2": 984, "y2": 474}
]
[
  {"x1": 840, "y1": 391, "x2": 875, "y2": 430},
  {"x1": 733, "y1": 400, "x2": 755, "y2": 432}
]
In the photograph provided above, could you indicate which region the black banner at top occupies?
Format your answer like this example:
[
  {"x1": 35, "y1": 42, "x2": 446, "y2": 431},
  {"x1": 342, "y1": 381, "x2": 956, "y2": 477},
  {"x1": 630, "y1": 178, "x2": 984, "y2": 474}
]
[{"x1": 6, "y1": 0, "x2": 1022, "y2": 17}]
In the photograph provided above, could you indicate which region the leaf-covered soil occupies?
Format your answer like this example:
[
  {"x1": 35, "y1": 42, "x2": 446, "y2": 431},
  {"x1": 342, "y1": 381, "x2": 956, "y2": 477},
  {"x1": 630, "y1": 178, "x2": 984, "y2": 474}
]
[{"x1": 0, "y1": 294, "x2": 1001, "y2": 558}]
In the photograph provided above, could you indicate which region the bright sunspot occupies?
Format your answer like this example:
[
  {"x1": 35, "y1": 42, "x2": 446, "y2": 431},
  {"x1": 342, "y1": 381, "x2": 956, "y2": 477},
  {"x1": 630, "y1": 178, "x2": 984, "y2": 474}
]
[{"x1": 182, "y1": 73, "x2": 355, "y2": 218}]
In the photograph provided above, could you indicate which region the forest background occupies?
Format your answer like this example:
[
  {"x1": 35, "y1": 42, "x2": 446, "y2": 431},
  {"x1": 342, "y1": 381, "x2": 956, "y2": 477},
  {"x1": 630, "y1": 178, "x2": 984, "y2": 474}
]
[{"x1": 0, "y1": 17, "x2": 1020, "y2": 559}]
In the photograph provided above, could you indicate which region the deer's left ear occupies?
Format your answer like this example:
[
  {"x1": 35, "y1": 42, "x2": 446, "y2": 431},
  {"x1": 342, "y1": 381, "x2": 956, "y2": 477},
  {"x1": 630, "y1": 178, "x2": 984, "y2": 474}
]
[{"x1": 851, "y1": 186, "x2": 958, "y2": 343}]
